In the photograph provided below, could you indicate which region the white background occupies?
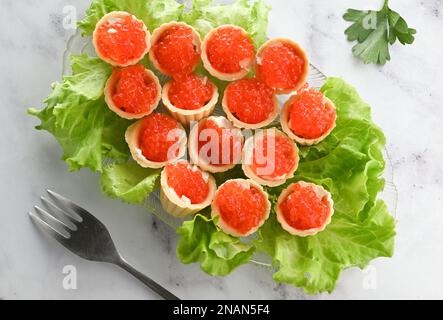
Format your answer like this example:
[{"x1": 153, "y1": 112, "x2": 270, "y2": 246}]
[{"x1": 0, "y1": 0, "x2": 442, "y2": 299}]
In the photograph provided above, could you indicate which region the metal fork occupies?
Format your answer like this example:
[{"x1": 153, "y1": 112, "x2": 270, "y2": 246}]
[{"x1": 29, "y1": 190, "x2": 180, "y2": 300}]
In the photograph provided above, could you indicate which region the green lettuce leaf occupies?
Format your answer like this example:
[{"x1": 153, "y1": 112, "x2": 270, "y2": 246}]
[
  {"x1": 28, "y1": 54, "x2": 130, "y2": 172},
  {"x1": 256, "y1": 78, "x2": 396, "y2": 294},
  {"x1": 177, "y1": 214, "x2": 255, "y2": 276},
  {"x1": 181, "y1": 0, "x2": 271, "y2": 48},
  {"x1": 78, "y1": 0, "x2": 185, "y2": 35},
  {"x1": 100, "y1": 162, "x2": 160, "y2": 204},
  {"x1": 257, "y1": 201, "x2": 395, "y2": 294}
]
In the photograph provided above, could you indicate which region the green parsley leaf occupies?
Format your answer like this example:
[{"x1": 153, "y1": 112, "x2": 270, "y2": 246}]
[{"x1": 344, "y1": 0, "x2": 416, "y2": 65}]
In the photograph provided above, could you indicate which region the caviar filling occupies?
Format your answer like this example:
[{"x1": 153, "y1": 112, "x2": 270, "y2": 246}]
[
  {"x1": 165, "y1": 162, "x2": 209, "y2": 204},
  {"x1": 111, "y1": 65, "x2": 158, "y2": 114},
  {"x1": 226, "y1": 79, "x2": 275, "y2": 124},
  {"x1": 250, "y1": 133, "x2": 296, "y2": 179},
  {"x1": 139, "y1": 113, "x2": 181, "y2": 162},
  {"x1": 257, "y1": 41, "x2": 305, "y2": 91},
  {"x1": 215, "y1": 181, "x2": 267, "y2": 234},
  {"x1": 279, "y1": 184, "x2": 330, "y2": 231},
  {"x1": 152, "y1": 25, "x2": 200, "y2": 76},
  {"x1": 96, "y1": 14, "x2": 147, "y2": 65},
  {"x1": 206, "y1": 26, "x2": 255, "y2": 74},
  {"x1": 197, "y1": 119, "x2": 242, "y2": 166},
  {"x1": 168, "y1": 74, "x2": 214, "y2": 110},
  {"x1": 288, "y1": 88, "x2": 336, "y2": 139}
]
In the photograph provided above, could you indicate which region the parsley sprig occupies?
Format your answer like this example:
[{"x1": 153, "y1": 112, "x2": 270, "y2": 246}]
[{"x1": 344, "y1": 0, "x2": 416, "y2": 65}]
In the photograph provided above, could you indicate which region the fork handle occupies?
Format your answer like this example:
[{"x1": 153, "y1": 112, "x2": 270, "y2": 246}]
[{"x1": 117, "y1": 259, "x2": 180, "y2": 300}]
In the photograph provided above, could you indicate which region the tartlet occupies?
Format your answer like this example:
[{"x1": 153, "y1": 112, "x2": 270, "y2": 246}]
[
  {"x1": 189, "y1": 116, "x2": 243, "y2": 173},
  {"x1": 162, "y1": 74, "x2": 219, "y2": 126},
  {"x1": 149, "y1": 22, "x2": 202, "y2": 76},
  {"x1": 93, "y1": 11, "x2": 151, "y2": 67},
  {"x1": 201, "y1": 25, "x2": 255, "y2": 81},
  {"x1": 104, "y1": 65, "x2": 162, "y2": 120},
  {"x1": 160, "y1": 160, "x2": 217, "y2": 218},
  {"x1": 256, "y1": 38, "x2": 309, "y2": 94},
  {"x1": 125, "y1": 113, "x2": 187, "y2": 169},
  {"x1": 276, "y1": 181, "x2": 334, "y2": 237},
  {"x1": 242, "y1": 129, "x2": 299, "y2": 187},
  {"x1": 222, "y1": 78, "x2": 279, "y2": 130},
  {"x1": 212, "y1": 179, "x2": 271, "y2": 238},
  {"x1": 281, "y1": 88, "x2": 337, "y2": 146}
]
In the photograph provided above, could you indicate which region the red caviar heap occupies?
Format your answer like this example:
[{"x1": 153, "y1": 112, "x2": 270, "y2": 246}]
[{"x1": 279, "y1": 184, "x2": 331, "y2": 231}]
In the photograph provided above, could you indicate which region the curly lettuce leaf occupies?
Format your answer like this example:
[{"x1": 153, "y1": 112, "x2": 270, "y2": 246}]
[
  {"x1": 256, "y1": 78, "x2": 396, "y2": 294},
  {"x1": 177, "y1": 214, "x2": 255, "y2": 276},
  {"x1": 78, "y1": 0, "x2": 185, "y2": 35},
  {"x1": 257, "y1": 201, "x2": 395, "y2": 294},
  {"x1": 181, "y1": 0, "x2": 271, "y2": 48},
  {"x1": 28, "y1": 55, "x2": 130, "y2": 172},
  {"x1": 100, "y1": 162, "x2": 160, "y2": 204}
]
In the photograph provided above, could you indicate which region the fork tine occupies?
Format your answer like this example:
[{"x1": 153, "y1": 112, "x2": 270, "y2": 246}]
[
  {"x1": 41, "y1": 196, "x2": 80, "y2": 228},
  {"x1": 34, "y1": 205, "x2": 75, "y2": 233},
  {"x1": 47, "y1": 190, "x2": 85, "y2": 221},
  {"x1": 29, "y1": 212, "x2": 70, "y2": 244}
]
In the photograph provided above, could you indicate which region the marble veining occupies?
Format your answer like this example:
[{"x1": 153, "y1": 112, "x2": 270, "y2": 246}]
[{"x1": 1, "y1": 0, "x2": 443, "y2": 299}]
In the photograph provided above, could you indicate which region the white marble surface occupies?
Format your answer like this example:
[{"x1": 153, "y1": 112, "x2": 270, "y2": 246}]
[{"x1": 1, "y1": 0, "x2": 442, "y2": 300}]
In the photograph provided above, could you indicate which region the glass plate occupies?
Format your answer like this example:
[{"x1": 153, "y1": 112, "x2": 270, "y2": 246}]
[{"x1": 63, "y1": 30, "x2": 398, "y2": 268}]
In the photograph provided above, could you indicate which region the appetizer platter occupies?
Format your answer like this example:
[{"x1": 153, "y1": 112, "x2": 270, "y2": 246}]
[{"x1": 29, "y1": 0, "x2": 397, "y2": 294}]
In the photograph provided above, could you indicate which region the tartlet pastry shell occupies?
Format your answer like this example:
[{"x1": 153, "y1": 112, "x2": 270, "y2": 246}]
[
  {"x1": 149, "y1": 22, "x2": 202, "y2": 76},
  {"x1": 188, "y1": 116, "x2": 243, "y2": 173},
  {"x1": 160, "y1": 161, "x2": 217, "y2": 218},
  {"x1": 276, "y1": 181, "x2": 334, "y2": 237},
  {"x1": 125, "y1": 118, "x2": 187, "y2": 169},
  {"x1": 105, "y1": 67, "x2": 162, "y2": 120},
  {"x1": 93, "y1": 11, "x2": 151, "y2": 67},
  {"x1": 281, "y1": 95, "x2": 337, "y2": 146},
  {"x1": 256, "y1": 38, "x2": 310, "y2": 94},
  {"x1": 222, "y1": 85, "x2": 279, "y2": 130},
  {"x1": 162, "y1": 77, "x2": 219, "y2": 126},
  {"x1": 201, "y1": 24, "x2": 255, "y2": 82},
  {"x1": 212, "y1": 179, "x2": 271, "y2": 238},
  {"x1": 242, "y1": 129, "x2": 299, "y2": 187}
]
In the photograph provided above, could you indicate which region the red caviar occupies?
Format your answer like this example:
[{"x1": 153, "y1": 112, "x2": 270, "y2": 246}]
[
  {"x1": 251, "y1": 133, "x2": 296, "y2": 178},
  {"x1": 206, "y1": 26, "x2": 255, "y2": 74},
  {"x1": 279, "y1": 184, "x2": 330, "y2": 230},
  {"x1": 288, "y1": 88, "x2": 336, "y2": 139},
  {"x1": 215, "y1": 181, "x2": 267, "y2": 235},
  {"x1": 95, "y1": 14, "x2": 148, "y2": 65},
  {"x1": 165, "y1": 162, "x2": 209, "y2": 204},
  {"x1": 168, "y1": 74, "x2": 214, "y2": 110},
  {"x1": 152, "y1": 25, "x2": 201, "y2": 76},
  {"x1": 112, "y1": 65, "x2": 158, "y2": 114},
  {"x1": 139, "y1": 113, "x2": 181, "y2": 162},
  {"x1": 257, "y1": 42, "x2": 305, "y2": 91},
  {"x1": 198, "y1": 119, "x2": 241, "y2": 166},
  {"x1": 226, "y1": 78, "x2": 275, "y2": 124}
]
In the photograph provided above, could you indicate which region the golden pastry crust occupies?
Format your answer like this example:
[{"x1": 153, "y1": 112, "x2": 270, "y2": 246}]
[
  {"x1": 93, "y1": 11, "x2": 151, "y2": 67},
  {"x1": 276, "y1": 181, "x2": 334, "y2": 237},
  {"x1": 104, "y1": 67, "x2": 162, "y2": 120},
  {"x1": 201, "y1": 25, "x2": 254, "y2": 82},
  {"x1": 256, "y1": 38, "x2": 310, "y2": 94},
  {"x1": 242, "y1": 129, "x2": 299, "y2": 187},
  {"x1": 149, "y1": 22, "x2": 202, "y2": 76},
  {"x1": 281, "y1": 95, "x2": 337, "y2": 146},
  {"x1": 162, "y1": 76, "x2": 219, "y2": 126},
  {"x1": 160, "y1": 161, "x2": 217, "y2": 218},
  {"x1": 188, "y1": 116, "x2": 243, "y2": 173},
  {"x1": 212, "y1": 179, "x2": 271, "y2": 238},
  {"x1": 125, "y1": 118, "x2": 187, "y2": 169},
  {"x1": 222, "y1": 85, "x2": 279, "y2": 130}
]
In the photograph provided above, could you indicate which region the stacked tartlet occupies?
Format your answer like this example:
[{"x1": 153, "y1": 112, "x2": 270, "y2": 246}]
[{"x1": 92, "y1": 12, "x2": 336, "y2": 238}]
